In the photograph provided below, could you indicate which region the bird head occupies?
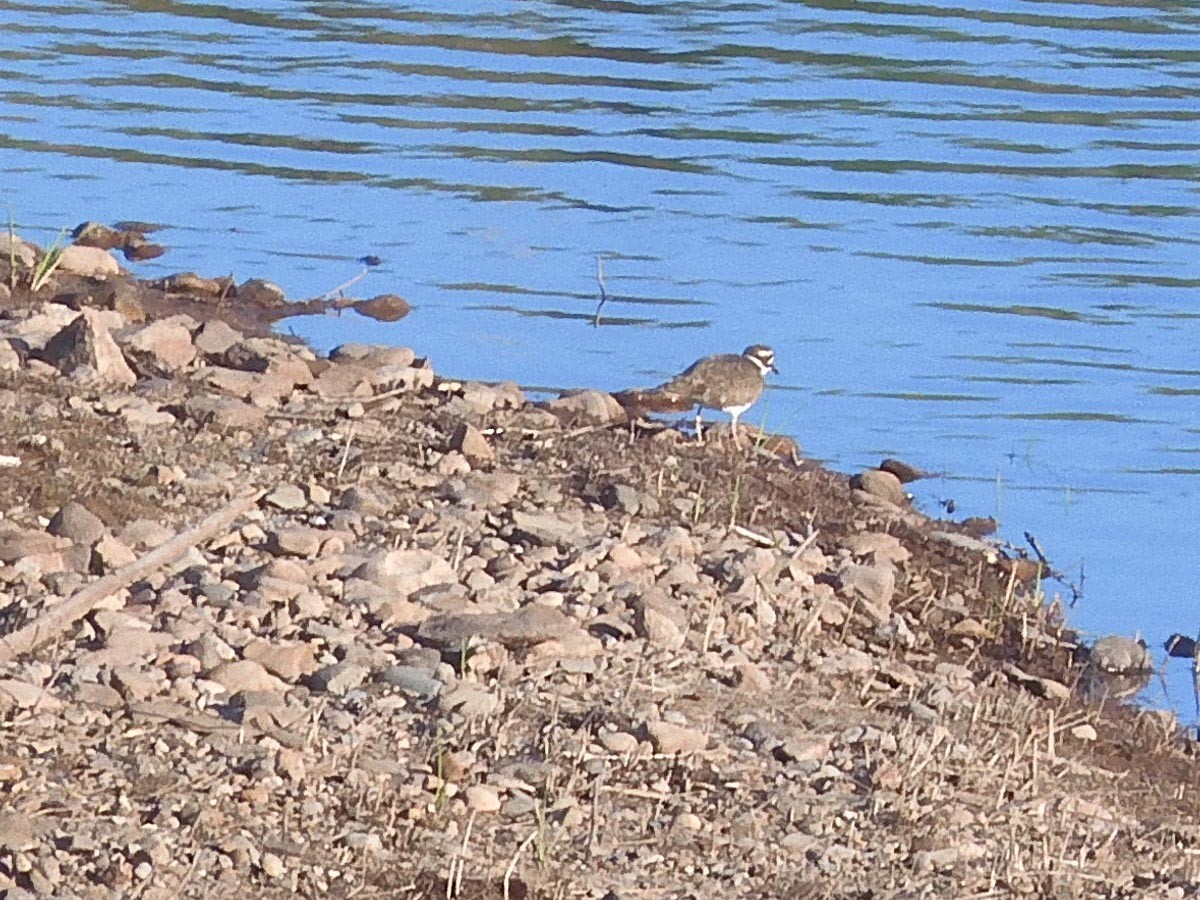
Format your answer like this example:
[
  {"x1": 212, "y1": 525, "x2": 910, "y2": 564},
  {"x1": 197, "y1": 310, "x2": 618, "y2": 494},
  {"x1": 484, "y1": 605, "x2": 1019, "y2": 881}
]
[{"x1": 743, "y1": 345, "x2": 778, "y2": 375}]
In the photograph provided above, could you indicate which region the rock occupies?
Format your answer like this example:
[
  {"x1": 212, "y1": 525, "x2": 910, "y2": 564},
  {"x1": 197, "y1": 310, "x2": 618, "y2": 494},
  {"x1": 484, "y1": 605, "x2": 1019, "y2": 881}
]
[
  {"x1": 878, "y1": 458, "x2": 929, "y2": 483},
  {"x1": 642, "y1": 526, "x2": 697, "y2": 562},
  {"x1": 311, "y1": 362, "x2": 373, "y2": 401},
  {"x1": 511, "y1": 509, "x2": 587, "y2": 547},
  {"x1": 373, "y1": 362, "x2": 433, "y2": 393},
  {"x1": 354, "y1": 294, "x2": 411, "y2": 322},
  {"x1": 235, "y1": 278, "x2": 286, "y2": 306},
  {"x1": 734, "y1": 661, "x2": 771, "y2": 692},
  {"x1": 842, "y1": 532, "x2": 910, "y2": 565},
  {"x1": 417, "y1": 605, "x2": 576, "y2": 651},
  {"x1": 929, "y1": 530, "x2": 1000, "y2": 562},
  {"x1": 632, "y1": 598, "x2": 686, "y2": 649},
  {"x1": 0, "y1": 678, "x2": 63, "y2": 711},
  {"x1": 330, "y1": 343, "x2": 416, "y2": 368},
  {"x1": 607, "y1": 543, "x2": 644, "y2": 570},
  {"x1": 440, "y1": 472, "x2": 520, "y2": 508},
  {"x1": 838, "y1": 562, "x2": 896, "y2": 621},
  {"x1": 216, "y1": 339, "x2": 309, "y2": 385},
  {"x1": 913, "y1": 842, "x2": 987, "y2": 872},
  {"x1": 354, "y1": 548, "x2": 457, "y2": 595},
  {"x1": 376, "y1": 665, "x2": 443, "y2": 698},
  {"x1": 1071, "y1": 723, "x2": 1098, "y2": 741},
  {"x1": 266, "y1": 527, "x2": 323, "y2": 558},
  {"x1": 450, "y1": 381, "x2": 524, "y2": 415},
  {"x1": 41, "y1": 309, "x2": 136, "y2": 386},
  {"x1": 111, "y1": 666, "x2": 163, "y2": 702},
  {"x1": 0, "y1": 527, "x2": 69, "y2": 567},
  {"x1": 523, "y1": 629, "x2": 604, "y2": 665},
  {"x1": 645, "y1": 721, "x2": 707, "y2": 754},
  {"x1": 1, "y1": 233, "x2": 37, "y2": 268},
  {"x1": 123, "y1": 319, "x2": 196, "y2": 374},
  {"x1": 165, "y1": 270, "x2": 226, "y2": 296},
  {"x1": 47, "y1": 501, "x2": 108, "y2": 545},
  {"x1": 502, "y1": 793, "x2": 537, "y2": 818},
  {"x1": 598, "y1": 731, "x2": 638, "y2": 755},
  {"x1": 449, "y1": 422, "x2": 494, "y2": 463},
  {"x1": 599, "y1": 483, "x2": 646, "y2": 515},
  {"x1": 56, "y1": 244, "x2": 120, "y2": 277},
  {"x1": 208, "y1": 660, "x2": 287, "y2": 694},
  {"x1": 338, "y1": 485, "x2": 393, "y2": 517},
  {"x1": 183, "y1": 396, "x2": 268, "y2": 430},
  {"x1": 0, "y1": 340, "x2": 21, "y2": 372},
  {"x1": 959, "y1": 516, "x2": 999, "y2": 537},
  {"x1": 242, "y1": 640, "x2": 319, "y2": 681},
  {"x1": 118, "y1": 519, "x2": 174, "y2": 550},
  {"x1": 193, "y1": 319, "x2": 244, "y2": 357},
  {"x1": 261, "y1": 853, "x2": 286, "y2": 879},
  {"x1": 1089, "y1": 635, "x2": 1152, "y2": 674},
  {"x1": 308, "y1": 661, "x2": 369, "y2": 695},
  {"x1": 439, "y1": 683, "x2": 499, "y2": 718},
  {"x1": 92, "y1": 534, "x2": 137, "y2": 572},
  {"x1": 0, "y1": 810, "x2": 42, "y2": 851},
  {"x1": 541, "y1": 389, "x2": 627, "y2": 426},
  {"x1": 188, "y1": 633, "x2": 236, "y2": 669},
  {"x1": 850, "y1": 469, "x2": 906, "y2": 506},
  {"x1": 120, "y1": 397, "x2": 176, "y2": 427},
  {"x1": 465, "y1": 784, "x2": 502, "y2": 813}
]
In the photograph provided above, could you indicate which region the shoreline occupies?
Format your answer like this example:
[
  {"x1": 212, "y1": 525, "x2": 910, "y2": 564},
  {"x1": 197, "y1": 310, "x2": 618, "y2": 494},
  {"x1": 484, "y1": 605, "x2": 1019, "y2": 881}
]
[{"x1": 0, "y1": 231, "x2": 1194, "y2": 898}]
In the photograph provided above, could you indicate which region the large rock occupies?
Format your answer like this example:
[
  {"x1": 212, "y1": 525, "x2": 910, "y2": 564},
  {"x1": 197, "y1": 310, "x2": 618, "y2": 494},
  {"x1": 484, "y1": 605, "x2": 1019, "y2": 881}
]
[
  {"x1": 123, "y1": 319, "x2": 197, "y2": 374},
  {"x1": 183, "y1": 396, "x2": 268, "y2": 430},
  {"x1": 208, "y1": 660, "x2": 287, "y2": 694},
  {"x1": 56, "y1": 244, "x2": 120, "y2": 277},
  {"x1": 838, "y1": 562, "x2": 896, "y2": 623},
  {"x1": 1089, "y1": 636, "x2": 1152, "y2": 674},
  {"x1": 193, "y1": 319, "x2": 244, "y2": 357},
  {"x1": 416, "y1": 605, "x2": 576, "y2": 650},
  {"x1": 511, "y1": 510, "x2": 587, "y2": 547},
  {"x1": 354, "y1": 548, "x2": 457, "y2": 596},
  {"x1": 47, "y1": 501, "x2": 108, "y2": 546},
  {"x1": 541, "y1": 390, "x2": 626, "y2": 426},
  {"x1": 850, "y1": 469, "x2": 906, "y2": 507},
  {"x1": 449, "y1": 422, "x2": 494, "y2": 463},
  {"x1": 41, "y1": 309, "x2": 136, "y2": 386}
]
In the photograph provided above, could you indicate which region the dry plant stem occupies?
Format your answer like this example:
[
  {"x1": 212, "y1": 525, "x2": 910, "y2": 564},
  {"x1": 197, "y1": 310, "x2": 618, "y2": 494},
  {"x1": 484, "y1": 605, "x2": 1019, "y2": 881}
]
[
  {"x1": 592, "y1": 255, "x2": 608, "y2": 327},
  {"x1": 336, "y1": 424, "x2": 356, "y2": 482},
  {"x1": 503, "y1": 829, "x2": 539, "y2": 900},
  {"x1": 321, "y1": 267, "x2": 368, "y2": 301},
  {"x1": 0, "y1": 490, "x2": 264, "y2": 662}
]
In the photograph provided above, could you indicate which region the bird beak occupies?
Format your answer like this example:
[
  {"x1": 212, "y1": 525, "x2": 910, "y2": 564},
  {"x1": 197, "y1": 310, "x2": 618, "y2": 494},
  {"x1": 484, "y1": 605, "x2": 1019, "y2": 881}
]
[{"x1": 769, "y1": 362, "x2": 779, "y2": 374}]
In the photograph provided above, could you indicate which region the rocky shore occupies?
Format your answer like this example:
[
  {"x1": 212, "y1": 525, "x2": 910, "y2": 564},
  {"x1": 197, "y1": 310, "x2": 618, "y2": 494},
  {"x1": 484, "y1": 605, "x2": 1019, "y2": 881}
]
[{"x1": 0, "y1": 231, "x2": 1196, "y2": 899}]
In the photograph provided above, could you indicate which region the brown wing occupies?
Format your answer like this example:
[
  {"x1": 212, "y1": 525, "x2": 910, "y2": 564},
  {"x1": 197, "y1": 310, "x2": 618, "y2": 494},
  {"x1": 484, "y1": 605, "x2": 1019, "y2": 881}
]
[
  {"x1": 658, "y1": 354, "x2": 737, "y2": 396},
  {"x1": 614, "y1": 353, "x2": 744, "y2": 415},
  {"x1": 612, "y1": 388, "x2": 694, "y2": 415}
]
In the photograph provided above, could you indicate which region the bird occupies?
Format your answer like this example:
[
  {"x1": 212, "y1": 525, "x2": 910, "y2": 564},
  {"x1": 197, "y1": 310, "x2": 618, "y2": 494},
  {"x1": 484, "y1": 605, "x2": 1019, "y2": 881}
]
[{"x1": 615, "y1": 345, "x2": 778, "y2": 447}]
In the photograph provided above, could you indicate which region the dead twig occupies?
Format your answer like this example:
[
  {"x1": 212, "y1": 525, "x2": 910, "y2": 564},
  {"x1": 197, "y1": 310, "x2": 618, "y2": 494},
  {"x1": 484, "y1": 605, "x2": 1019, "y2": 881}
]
[
  {"x1": 0, "y1": 490, "x2": 264, "y2": 662},
  {"x1": 503, "y1": 829, "x2": 539, "y2": 900},
  {"x1": 592, "y1": 255, "x2": 608, "y2": 327}
]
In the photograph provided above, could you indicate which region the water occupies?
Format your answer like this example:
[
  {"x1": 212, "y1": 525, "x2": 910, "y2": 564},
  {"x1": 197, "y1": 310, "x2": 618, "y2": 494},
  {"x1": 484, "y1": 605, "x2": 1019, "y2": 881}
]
[{"x1": 2, "y1": 1, "x2": 1199, "y2": 706}]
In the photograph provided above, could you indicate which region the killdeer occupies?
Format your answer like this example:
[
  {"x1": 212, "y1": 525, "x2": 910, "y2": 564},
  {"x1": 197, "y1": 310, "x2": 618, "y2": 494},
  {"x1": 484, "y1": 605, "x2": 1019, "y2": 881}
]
[{"x1": 616, "y1": 345, "x2": 778, "y2": 447}]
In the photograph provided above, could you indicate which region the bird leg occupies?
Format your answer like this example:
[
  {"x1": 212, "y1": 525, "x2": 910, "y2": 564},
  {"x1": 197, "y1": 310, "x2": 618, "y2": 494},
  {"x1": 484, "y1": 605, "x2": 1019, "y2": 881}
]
[{"x1": 729, "y1": 412, "x2": 742, "y2": 449}]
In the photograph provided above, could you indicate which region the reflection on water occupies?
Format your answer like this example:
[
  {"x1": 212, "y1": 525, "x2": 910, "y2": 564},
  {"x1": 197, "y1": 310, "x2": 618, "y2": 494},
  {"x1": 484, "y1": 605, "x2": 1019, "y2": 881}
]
[{"x1": 2, "y1": 0, "x2": 1200, "y2": 706}]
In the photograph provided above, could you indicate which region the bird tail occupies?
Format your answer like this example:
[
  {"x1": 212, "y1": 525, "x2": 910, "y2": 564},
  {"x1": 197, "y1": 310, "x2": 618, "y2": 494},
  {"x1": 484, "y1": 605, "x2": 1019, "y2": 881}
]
[{"x1": 613, "y1": 388, "x2": 693, "y2": 416}]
